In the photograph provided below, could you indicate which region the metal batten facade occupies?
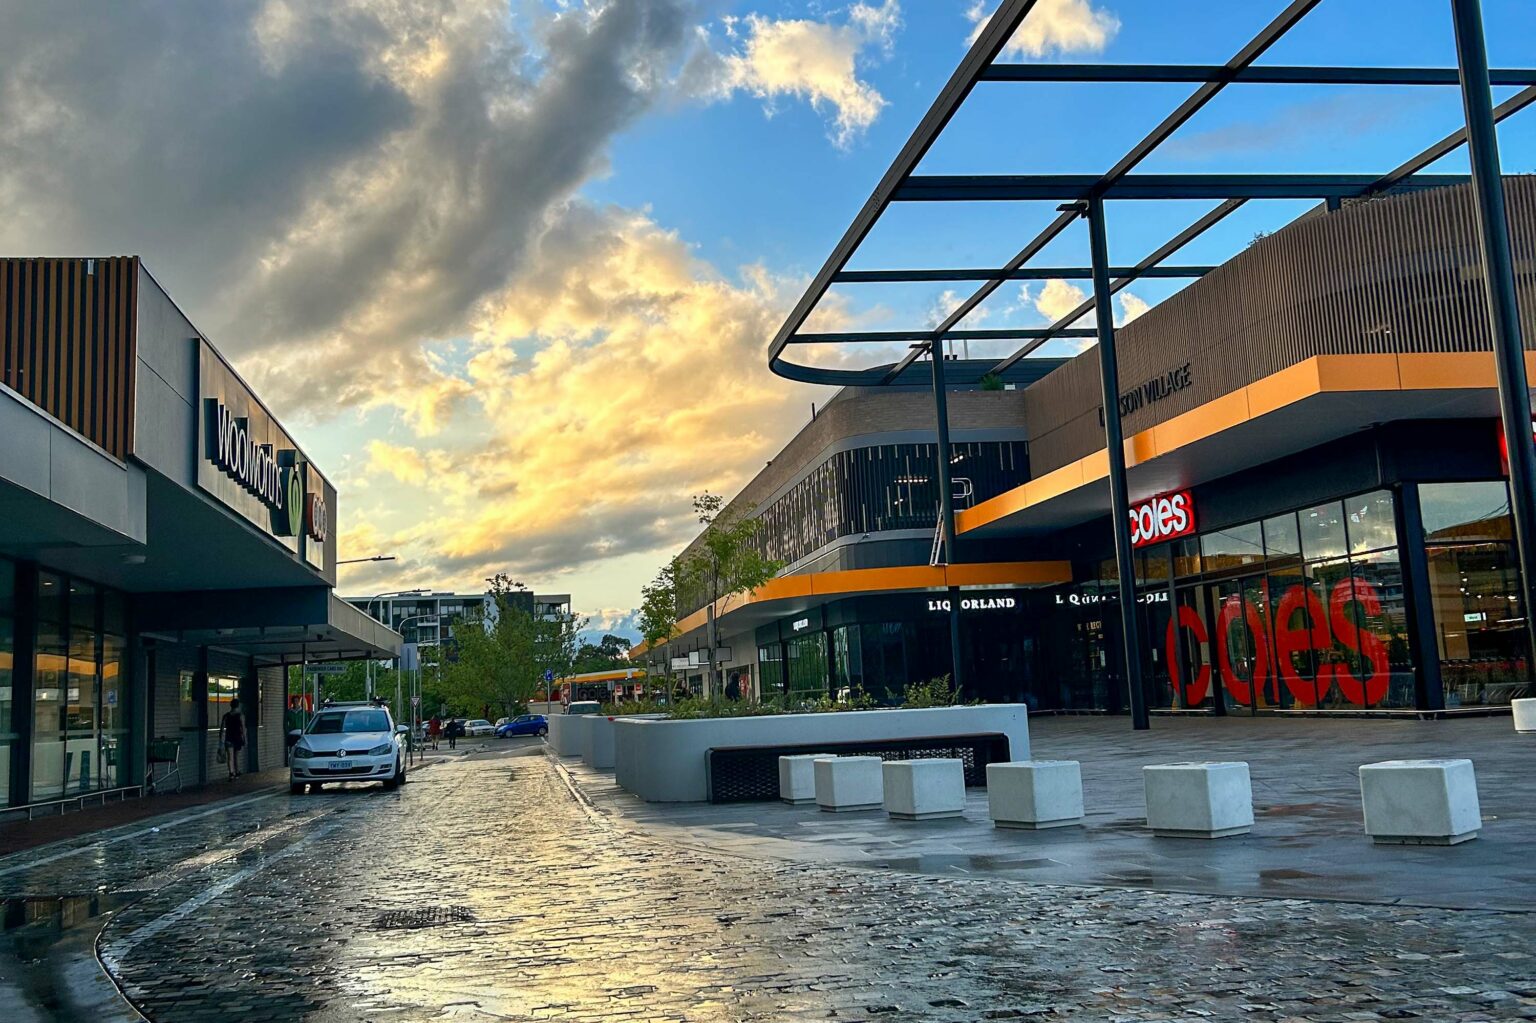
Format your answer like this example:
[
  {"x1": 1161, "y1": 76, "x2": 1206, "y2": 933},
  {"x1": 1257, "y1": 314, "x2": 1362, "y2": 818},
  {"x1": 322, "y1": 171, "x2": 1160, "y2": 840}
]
[{"x1": 765, "y1": 0, "x2": 1535, "y2": 728}]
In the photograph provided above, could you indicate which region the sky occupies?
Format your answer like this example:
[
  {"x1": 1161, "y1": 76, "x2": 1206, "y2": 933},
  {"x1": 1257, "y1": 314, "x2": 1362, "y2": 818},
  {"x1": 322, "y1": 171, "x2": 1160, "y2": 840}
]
[{"x1": 0, "y1": 0, "x2": 1532, "y2": 639}]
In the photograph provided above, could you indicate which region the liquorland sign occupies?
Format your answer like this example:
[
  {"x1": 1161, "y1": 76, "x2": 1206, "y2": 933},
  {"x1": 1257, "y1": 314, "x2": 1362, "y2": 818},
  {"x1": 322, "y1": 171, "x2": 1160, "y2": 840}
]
[{"x1": 197, "y1": 341, "x2": 333, "y2": 572}]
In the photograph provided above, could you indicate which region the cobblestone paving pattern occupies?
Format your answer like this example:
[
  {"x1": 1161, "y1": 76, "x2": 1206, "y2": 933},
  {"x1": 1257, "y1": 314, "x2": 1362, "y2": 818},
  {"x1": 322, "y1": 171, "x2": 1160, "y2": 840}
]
[{"x1": 54, "y1": 755, "x2": 1536, "y2": 1021}]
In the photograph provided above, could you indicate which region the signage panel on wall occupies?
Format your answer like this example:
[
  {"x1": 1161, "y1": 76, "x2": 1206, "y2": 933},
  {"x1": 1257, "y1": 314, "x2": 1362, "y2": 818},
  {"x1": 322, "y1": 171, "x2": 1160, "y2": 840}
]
[
  {"x1": 197, "y1": 340, "x2": 334, "y2": 573},
  {"x1": 1129, "y1": 490, "x2": 1196, "y2": 549}
]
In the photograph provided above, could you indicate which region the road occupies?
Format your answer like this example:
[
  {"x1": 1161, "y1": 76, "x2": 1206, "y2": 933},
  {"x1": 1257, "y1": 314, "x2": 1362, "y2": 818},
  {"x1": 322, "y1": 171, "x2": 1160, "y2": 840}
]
[{"x1": 2, "y1": 739, "x2": 1535, "y2": 1021}]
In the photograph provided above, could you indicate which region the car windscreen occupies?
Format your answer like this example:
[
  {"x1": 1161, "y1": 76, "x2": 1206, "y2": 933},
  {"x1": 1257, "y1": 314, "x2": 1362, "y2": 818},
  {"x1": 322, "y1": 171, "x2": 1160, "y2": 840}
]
[{"x1": 309, "y1": 710, "x2": 390, "y2": 734}]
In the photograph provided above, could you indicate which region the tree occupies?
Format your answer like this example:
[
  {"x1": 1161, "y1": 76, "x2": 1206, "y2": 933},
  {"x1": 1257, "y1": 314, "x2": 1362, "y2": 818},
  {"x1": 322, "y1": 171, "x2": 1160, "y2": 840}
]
[
  {"x1": 638, "y1": 563, "x2": 680, "y2": 654},
  {"x1": 675, "y1": 492, "x2": 781, "y2": 698},
  {"x1": 437, "y1": 573, "x2": 585, "y2": 717},
  {"x1": 572, "y1": 633, "x2": 633, "y2": 674}
]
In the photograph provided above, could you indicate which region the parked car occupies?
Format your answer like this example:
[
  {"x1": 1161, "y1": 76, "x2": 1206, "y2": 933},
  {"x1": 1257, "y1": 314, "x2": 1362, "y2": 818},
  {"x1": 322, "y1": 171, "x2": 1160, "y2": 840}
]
[
  {"x1": 290, "y1": 704, "x2": 409, "y2": 793},
  {"x1": 566, "y1": 701, "x2": 602, "y2": 716},
  {"x1": 462, "y1": 718, "x2": 496, "y2": 737},
  {"x1": 495, "y1": 714, "x2": 548, "y2": 738}
]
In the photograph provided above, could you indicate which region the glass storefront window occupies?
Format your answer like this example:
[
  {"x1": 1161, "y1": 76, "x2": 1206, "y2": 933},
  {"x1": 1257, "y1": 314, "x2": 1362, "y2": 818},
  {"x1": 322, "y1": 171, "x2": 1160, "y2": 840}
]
[
  {"x1": 0, "y1": 560, "x2": 12, "y2": 803},
  {"x1": 1347, "y1": 550, "x2": 1415, "y2": 708},
  {"x1": 1345, "y1": 490, "x2": 1397, "y2": 554},
  {"x1": 786, "y1": 633, "x2": 828, "y2": 700},
  {"x1": 179, "y1": 670, "x2": 199, "y2": 729},
  {"x1": 1262, "y1": 513, "x2": 1301, "y2": 559},
  {"x1": 1299, "y1": 501, "x2": 1348, "y2": 561},
  {"x1": 1200, "y1": 521, "x2": 1264, "y2": 573},
  {"x1": 32, "y1": 619, "x2": 66, "y2": 801},
  {"x1": 1427, "y1": 539, "x2": 1529, "y2": 707},
  {"x1": 208, "y1": 675, "x2": 240, "y2": 733},
  {"x1": 1171, "y1": 536, "x2": 1202, "y2": 578},
  {"x1": 1420, "y1": 481, "x2": 1514, "y2": 543}
]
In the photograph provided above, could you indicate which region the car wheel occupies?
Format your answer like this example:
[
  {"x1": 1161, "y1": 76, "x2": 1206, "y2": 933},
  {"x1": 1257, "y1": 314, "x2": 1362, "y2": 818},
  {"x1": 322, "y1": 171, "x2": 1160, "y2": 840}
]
[
  {"x1": 309, "y1": 782, "x2": 324, "y2": 793},
  {"x1": 289, "y1": 782, "x2": 305, "y2": 795},
  {"x1": 537, "y1": 726, "x2": 548, "y2": 736},
  {"x1": 383, "y1": 764, "x2": 400, "y2": 790},
  {"x1": 398, "y1": 761, "x2": 408, "y2": 785}
]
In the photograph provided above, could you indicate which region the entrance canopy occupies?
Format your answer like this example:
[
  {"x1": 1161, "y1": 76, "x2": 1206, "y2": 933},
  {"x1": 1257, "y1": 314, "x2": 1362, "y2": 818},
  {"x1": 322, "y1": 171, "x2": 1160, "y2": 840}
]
[
  {"x1": 137, "y1": 588, "x2": 401, "y2": 666},
  {"x1": 766, "y1": 0, "x2": 1536, "y2": 387}
]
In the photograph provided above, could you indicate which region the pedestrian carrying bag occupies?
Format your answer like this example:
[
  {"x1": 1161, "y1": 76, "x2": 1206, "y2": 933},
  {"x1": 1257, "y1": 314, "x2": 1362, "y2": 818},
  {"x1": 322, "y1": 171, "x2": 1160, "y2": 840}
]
[{"x1": 216, "y1": 744, "x2": 227, "y2": 765}]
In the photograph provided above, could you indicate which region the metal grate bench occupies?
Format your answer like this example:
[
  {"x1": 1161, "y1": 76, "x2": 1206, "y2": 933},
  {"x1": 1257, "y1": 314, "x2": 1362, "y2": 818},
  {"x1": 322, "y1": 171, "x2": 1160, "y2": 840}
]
[{"x1": 705, "y1": 733, "x2": 1012, "y2": 804}]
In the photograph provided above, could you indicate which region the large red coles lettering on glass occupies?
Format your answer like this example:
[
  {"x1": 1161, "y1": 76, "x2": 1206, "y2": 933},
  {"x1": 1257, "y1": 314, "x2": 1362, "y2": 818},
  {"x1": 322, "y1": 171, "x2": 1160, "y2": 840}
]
[{"x1": 1164, "y1": 579, "x2": 1389, "y2": 708}]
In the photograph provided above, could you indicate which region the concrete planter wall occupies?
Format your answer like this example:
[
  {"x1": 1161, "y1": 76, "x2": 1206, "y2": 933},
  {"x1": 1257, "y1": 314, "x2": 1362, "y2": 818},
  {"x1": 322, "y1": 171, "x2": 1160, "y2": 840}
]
[
  {"x1": 612, "y1": 704, "x2": 1030, "y2": 803},
  {"x1": 546, "y1": 713, "x2": 589, "y2": 757},
  {"x1": 579, "y1": 712, "x2": 669, "y2": 770}
]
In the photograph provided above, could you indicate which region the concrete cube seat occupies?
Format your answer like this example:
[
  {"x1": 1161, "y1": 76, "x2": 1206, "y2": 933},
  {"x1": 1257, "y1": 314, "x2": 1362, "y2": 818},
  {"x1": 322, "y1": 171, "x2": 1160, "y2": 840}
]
[
  {"x1": 882, "y1": 759, "x2": 966, "y2": 821},
  {"x1": 1513, "y1": 698, "x2": 1536, "y2": 733},
  {"x1": 1143, "y1": 761, "x2": 1253, "y2": 839},
  {"x1": 814, "y1": 756, "x2": 884, "y2": 812},
  {"x1": 778, "y1": 753, "x2": 834, "y2": 805},
  {"x1": 1359, "y1": 758, "x2": 1482, "y2": 846},
  {"x1": 987, "y1": 760, "x2": 1083, "y2": 830}
]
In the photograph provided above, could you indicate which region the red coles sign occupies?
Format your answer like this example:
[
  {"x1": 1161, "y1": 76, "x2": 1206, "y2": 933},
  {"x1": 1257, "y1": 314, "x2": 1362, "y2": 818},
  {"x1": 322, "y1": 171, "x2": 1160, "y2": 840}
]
[
  {"x1": 1129, "y1": 490, "x2": 1196, "y2": 549},
  {"x1": 1165, "y1": 579, "x2": 1391, "y2": 708}
]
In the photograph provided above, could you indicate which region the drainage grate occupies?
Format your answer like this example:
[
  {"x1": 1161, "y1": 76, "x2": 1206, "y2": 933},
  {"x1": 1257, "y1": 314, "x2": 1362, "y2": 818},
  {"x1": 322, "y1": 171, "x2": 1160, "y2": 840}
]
[{"x1": 373, "y1": 906, "x2": 476, "y2": 930}]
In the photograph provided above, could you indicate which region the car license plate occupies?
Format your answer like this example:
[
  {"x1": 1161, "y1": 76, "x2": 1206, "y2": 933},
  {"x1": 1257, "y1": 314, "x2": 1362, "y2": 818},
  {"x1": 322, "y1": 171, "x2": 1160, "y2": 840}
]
[{"x1": 331, "y1": 760, "x2": 354, "y2": 770}]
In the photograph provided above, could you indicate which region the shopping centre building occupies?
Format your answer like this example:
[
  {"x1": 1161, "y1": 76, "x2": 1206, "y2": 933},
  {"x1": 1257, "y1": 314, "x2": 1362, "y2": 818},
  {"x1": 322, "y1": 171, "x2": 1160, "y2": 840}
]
[
  {"x1": 0, "y1": 256, "x2": 399, "y2": 816},
  {"x1": 641, "y1": 178, "x2": 1536, "y2": 717}
]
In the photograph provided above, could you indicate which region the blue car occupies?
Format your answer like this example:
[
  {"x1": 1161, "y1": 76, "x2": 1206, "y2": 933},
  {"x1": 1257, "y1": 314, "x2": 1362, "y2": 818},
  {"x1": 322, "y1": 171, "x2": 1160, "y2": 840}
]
[{"x1": 495, "y1": 714, "x2": 548, "y2": 738}]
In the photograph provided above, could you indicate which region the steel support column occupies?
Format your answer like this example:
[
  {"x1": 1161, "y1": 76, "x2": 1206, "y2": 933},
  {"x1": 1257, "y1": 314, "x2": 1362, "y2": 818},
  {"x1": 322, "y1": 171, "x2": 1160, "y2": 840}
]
[
  {"x1": 1452, "y1": 0, "x2": 1536, "y2": 670},
  {"x1": 1086, "y1": 197, "x2": 1149, "y2": 730},
  {"x1": 928, "y1": 341, "x2": 967, "y2": 695}
]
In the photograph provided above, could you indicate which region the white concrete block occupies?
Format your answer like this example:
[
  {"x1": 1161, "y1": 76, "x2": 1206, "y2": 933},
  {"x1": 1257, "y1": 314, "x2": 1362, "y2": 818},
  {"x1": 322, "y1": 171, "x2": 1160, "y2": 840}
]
[
  {"x1": 987, "y1": 760, "x2": 1084, "y2": 830},
  {"x1": 1358, "y1": 758, "x2": 1482, "y2": 846},
  {"x1": 881, "y1": 759, "x2": 966, "y2": 821},
  {"x1": 778, "y1": 754, "x2": 833, "y2": 805},
  {"x1": 1513, "y1": 698, "x2": 1536, "y2": 733},
  {"x1": 1143, "y1": 761, "x2": 1253, "y2": 839},
  {"x1": 814, "y1": 756, "x2": 884, "y2": 812}
]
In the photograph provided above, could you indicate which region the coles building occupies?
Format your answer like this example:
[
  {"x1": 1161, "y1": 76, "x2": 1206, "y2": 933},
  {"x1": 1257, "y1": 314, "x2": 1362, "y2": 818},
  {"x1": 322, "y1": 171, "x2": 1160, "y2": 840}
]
[
  {"x1": 0, "y1": 257, "x2": 399, "y2": 818},
  {"x1": 640, "y1": 178, "x2": 1536, "y2": 718}
]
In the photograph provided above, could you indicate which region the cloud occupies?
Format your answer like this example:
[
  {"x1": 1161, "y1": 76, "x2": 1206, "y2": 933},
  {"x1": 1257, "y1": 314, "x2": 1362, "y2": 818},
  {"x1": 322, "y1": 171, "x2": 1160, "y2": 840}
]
[
  {"x1": 686, "y1": 0, "x2": 901, "y2": 146},
  {"x1": 336, "y1": 202, "x2": 827, "y2": 585},
  {"x1": 1118, "y1": 291, "x2": 1150, "y2": 324},
  {"x1": 1165, "y1": 92, "x2": 1430, "y2": 160},
  {"x1": 0, "y1": 0, "x2": 708, "y2": 435},
  {"x1": 966, "y1": 0, "x2": 1119, "y2": 58},
  {"x1": 1033, "y1": 278, "x2": 1089, "y2": 321}
]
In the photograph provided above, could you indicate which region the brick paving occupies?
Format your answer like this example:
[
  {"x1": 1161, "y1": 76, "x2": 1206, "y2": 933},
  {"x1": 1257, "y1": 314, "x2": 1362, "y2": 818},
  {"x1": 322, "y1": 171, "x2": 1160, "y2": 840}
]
[{"x1": 16, "y1": 750, "x2": 1523, "y2": 1022}]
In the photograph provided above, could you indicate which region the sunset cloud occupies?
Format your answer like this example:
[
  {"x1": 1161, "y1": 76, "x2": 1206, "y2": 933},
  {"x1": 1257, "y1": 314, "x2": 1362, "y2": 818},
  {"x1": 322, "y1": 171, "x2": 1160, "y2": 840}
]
[
  {"x1": 965, "y1": 0, "x2": 1119, "y2": 57},
  {"x1": 687, "y1": 0, "x2": 902, "y2": 146}
]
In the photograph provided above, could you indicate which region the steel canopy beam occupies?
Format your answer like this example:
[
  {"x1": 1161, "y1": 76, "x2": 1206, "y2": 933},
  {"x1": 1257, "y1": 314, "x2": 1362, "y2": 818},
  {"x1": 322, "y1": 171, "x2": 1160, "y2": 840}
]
[
  {"x1": 765, "y1": 0, "x2": 1046, "y2": 378},
  {"x1": 779, "y1": 0, "x2": 1323, "y2": 388},
  {"x1": 987, "y1": 199, "x2": 1249, "y2": 375},
  {"x1": 832, "y1": 265, "x2": 1215, "y2": 283},
  {"x1": 893, "y1": 173, "x2": 1470, "y2": 202},
  {"x1": 790, "y1": 328, "x2": 1097, "y2": 344},
  {"x1": 979, "y1": 64, "x2": 1536, "y2": 86}
]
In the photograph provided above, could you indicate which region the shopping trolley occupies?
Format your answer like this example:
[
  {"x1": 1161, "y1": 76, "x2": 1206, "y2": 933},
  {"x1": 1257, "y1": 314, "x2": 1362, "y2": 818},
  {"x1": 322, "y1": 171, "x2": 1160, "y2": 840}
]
[{"x1": 146, "y1": 736, "x2": 183, "y2": 794}]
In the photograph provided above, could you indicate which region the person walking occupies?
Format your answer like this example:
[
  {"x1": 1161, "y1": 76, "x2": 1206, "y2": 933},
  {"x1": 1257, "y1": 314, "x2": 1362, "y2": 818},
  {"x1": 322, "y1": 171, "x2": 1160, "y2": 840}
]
[
  {"x1": 221, "y1": 698, "x2": 246, "y2": 782},
  {"x1": 446, "y1": 717, "x2": 461, "y2": 750},
  {"x1": 428, "y1": 715, "x2": 442, "y2": 751}
]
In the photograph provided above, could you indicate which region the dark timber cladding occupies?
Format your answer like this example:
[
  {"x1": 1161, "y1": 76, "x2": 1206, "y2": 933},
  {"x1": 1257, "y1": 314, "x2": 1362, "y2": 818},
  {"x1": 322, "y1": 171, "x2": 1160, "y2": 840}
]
[
  {"x1": 0, "y1": 257, "x2": 138, "y2": 459},
  {"x1": 1023, "y1": 178, "x2": 1536, "y2": 477}
]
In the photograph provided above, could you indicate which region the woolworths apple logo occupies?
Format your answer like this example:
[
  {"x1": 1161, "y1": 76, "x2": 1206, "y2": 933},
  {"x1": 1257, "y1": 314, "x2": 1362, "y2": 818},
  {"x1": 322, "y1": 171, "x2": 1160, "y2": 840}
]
[{"x1": 284, "y1": 468, "x2": 303, "y2": 536}]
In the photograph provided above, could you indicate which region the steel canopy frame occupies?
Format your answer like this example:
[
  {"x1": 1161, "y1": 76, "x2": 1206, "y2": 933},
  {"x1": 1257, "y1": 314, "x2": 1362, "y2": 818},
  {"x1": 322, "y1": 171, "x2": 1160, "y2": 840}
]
[{"x1": 763, "y1": 0, "x2": 1535, "y2": 729}]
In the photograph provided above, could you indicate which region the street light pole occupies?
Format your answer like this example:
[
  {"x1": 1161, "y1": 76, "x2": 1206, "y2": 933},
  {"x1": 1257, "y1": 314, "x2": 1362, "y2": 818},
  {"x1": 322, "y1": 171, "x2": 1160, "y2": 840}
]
[{"x1": 1451, "y1": 0, "x2": 1536, "y2": 673}]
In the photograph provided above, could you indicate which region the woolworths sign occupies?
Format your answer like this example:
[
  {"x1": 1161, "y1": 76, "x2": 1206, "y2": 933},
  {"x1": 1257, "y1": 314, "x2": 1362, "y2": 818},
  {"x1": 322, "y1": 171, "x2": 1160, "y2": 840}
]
[{"x1": 197, "y1": 340, "x2": 330, "y2": 569}]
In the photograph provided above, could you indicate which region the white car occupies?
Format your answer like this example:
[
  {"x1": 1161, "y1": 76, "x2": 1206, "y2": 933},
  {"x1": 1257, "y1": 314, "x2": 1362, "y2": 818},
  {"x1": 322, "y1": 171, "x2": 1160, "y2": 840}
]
[
  {"x1": 290, "y1": 704, "x2": 409, "y2": 793},
  {"x1": 462, "y1": 718, "x2": 496, "y2": 737}
]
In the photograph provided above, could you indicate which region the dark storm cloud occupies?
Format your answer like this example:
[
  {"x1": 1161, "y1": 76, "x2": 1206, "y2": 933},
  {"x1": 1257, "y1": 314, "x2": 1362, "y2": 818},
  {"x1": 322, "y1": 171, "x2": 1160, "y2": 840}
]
[{"x1": 0, "y1": 0, "x2": 698, "y2": 419}]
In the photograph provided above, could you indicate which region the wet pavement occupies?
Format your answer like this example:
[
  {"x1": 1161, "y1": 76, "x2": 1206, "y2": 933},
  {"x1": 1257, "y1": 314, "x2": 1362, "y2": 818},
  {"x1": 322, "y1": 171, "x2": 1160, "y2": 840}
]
[
  {"x1": 0, "y1": 727, "x2": 1531, "y2": 1021},
  {"x1": 572, "y1": 714, "x2": 1536, "y2": 911}
]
